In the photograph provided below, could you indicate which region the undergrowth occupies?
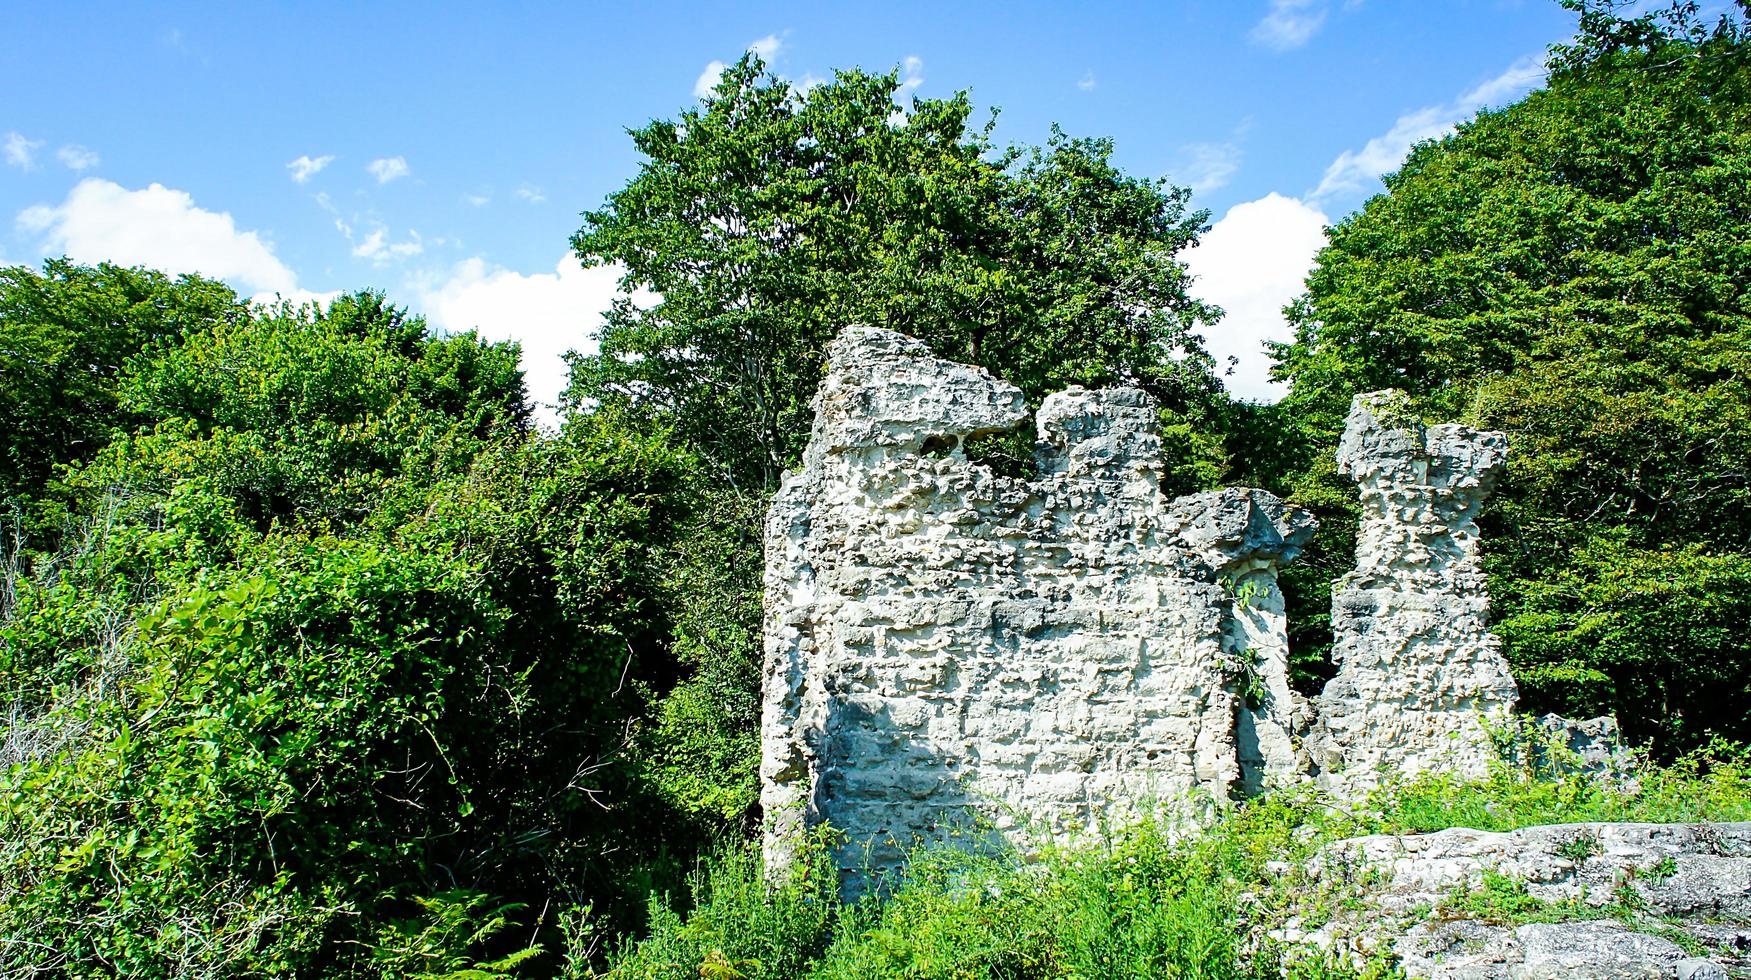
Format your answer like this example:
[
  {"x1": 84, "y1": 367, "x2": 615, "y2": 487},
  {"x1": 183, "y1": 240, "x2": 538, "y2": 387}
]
[{"x1": 585, "y1": 742, "x2": 1751, "y2": 979}]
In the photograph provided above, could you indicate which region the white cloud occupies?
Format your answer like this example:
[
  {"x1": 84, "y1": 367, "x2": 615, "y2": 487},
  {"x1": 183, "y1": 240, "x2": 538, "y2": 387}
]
[
  {"x1": 1458, "y1": 55, "x2": 1546, "y2": 106},
  {"x1": 367, "y1": 156, "x2": 410, "y2": 184},
  {"x1": 1250, "y1": 0, "x2": 1327, "y2": 52},
  {"x1": 418, "y1": 254, "x2": 645, "y2": 427},
  {"x1": 287, "y1": 154, "x2": 334, "y2": 183},
  {"x1": 1182, "y1": 192, "x2": 1329, "y2": 401},
  {"x1": 464, "y1": 192, "x2": 491, "y2": 207},
  {"x1": 1077, "y1": 71, "x2": 1097, "y2": 92},
  {"x1": 1311, "y1": 55, "x2": 1544, "y2": 203},
  {"x1": 351, "y1": 227, "x2": 423, "y2": 263},
  {"x1": 748, "y1": 33, "x2": 784, "y2": 60},
  {"x1": 694, "y1": 59, "x2": 729, "y2": 99},
  {"x1": 900, "y1": 55, "x2": 924, "y2": 93},
  {"x1": 56, "y1": 145, "x2": 100, "y2": 171},
  {"x1": 695, "y1": 32, "x2": 791, "y2": 99},
  {"x1": 17, "y1": 178, "x2": 299, "y2": 296},
  {"x1": 4, "y1": 132, "x2": 44, "y2": 170},
  {"x1": 1176, "y1": 142, "x2": 1243, "y2": 194},
  {"x1": 514, "y1": 184, "x2": 545, "y2": 204},
  {"x1": 886, "y1": 56, "x2": 927, "y2": 125}
]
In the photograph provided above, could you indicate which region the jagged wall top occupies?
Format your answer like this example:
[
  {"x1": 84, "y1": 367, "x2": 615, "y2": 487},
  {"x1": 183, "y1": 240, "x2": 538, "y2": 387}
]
[
  {"x1": 1338, "y1": 390, "x2": 1508, "y2": 503},
  {"x1": 804, "y1": 327, "x2": 1028, "y2": 460},
  {"x1": 763, "y1": 326, "x2": 1315, "y2": 889}
]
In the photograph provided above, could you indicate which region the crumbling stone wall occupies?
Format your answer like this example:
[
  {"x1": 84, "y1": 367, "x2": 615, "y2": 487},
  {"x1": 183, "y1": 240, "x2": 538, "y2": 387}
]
[
  {"x1": 1306, "y1": 390, "x2": 1518, "y2": 794},
  {"x1": 762, "y1": 328, "x2": 1518, "y2": 884},
  {"x1": 761, "y1": 327, "x2": 1312, "y2": 884}
]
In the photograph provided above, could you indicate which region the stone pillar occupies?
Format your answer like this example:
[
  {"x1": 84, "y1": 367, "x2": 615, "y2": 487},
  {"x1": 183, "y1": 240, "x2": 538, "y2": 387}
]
[
  {"x1": 1168, "y1": 489, "x2": 1316, "y2": 796},
  {"x1": 1308, "y1": 390, "x2": 1518, "y2": 794},
  {"x1": 759, "y1": 326, "x2": 1030, "y2": 875}
]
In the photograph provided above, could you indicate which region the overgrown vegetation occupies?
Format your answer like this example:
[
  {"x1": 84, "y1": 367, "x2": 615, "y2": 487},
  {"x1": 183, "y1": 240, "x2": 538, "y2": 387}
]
[
  {"x1": 2, "y1": 1, "x2": 1749, "y2": 975},
  {"x1": 595, "y1": 744, "x2": 1751, "y2": 979},
  {"x1": 1252, "y1": 0, "x2": 1751, "y2": 750}
]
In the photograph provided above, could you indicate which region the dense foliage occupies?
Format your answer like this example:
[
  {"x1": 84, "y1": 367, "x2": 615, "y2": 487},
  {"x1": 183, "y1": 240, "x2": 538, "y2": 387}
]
[
  {"x1": 0, "y1": 260, "x2": 247, "y2": 505},
  {"x1": 0, "y1": 279, "x2": 717, "y2": 974},
  {"x1": 569, "y1": 56, "x2": 1225, "y2": 494},
  {"x1": 1260, "y1": 0, "x2": 1751, "y2": 753}
]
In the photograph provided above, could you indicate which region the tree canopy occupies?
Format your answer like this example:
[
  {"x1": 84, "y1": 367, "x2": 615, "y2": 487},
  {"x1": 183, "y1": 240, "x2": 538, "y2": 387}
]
[
  {"x1": 0, "y1": 270, "x2": 711, "y2": 973},
  {"x1": 0, "y1": 260, "x2": 246, "y2": 504},
  {"x1": 1265, "y1": 0, "x2": 1751, "y2": 752},
  {"x1": 570, "y1": 56, "x2": 1222, "y2": 491}
]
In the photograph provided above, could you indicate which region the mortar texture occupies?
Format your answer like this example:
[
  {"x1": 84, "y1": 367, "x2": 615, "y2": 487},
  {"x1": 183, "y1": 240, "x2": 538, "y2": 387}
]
[
  {"x1": 760, "y1": 327, "x2": 1314, "y2": 888},
  {"x1": 1306, "y1": 390, "x2": 1519, "y2": 794}
]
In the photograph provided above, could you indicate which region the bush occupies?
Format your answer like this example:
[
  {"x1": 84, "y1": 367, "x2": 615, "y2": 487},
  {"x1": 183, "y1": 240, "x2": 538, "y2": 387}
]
[{"x1": 0, "y1": 538, "x2": 520, "y2": 975}]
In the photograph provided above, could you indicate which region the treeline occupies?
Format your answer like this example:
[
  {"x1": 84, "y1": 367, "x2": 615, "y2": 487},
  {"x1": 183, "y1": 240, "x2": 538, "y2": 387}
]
[
  {"x1": 0, "y1": 1, "x2": 1747, "y2": 975},
  {"x1": 1257, "y1": 0, "x2": 1751, "y2": 750}
]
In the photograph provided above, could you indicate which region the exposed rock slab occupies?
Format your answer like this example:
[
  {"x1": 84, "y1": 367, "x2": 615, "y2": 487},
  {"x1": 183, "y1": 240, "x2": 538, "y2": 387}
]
[
  {"x1": 1297, "y1": 823, "x2": 1751, "y2": 978},
  {"x1": 1400, "y1": 919, "x2": 1701, "y2": 980}
]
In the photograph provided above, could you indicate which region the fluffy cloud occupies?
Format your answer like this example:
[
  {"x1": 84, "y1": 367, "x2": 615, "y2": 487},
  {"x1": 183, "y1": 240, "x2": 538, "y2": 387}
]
[
  {"x1": 418, "y1": 254, "x2": 641, "y2": 427},
  {"x1": 900, "y1": 55, "x2": 924, "y2": 94},
  {"x1": 1182, "y1": 192, "x2": 1329, "y2": 401},
  {"x1": 514, "y1": 184, "x2": 545, "y2": 204},
  {"x1": 1311, "y1": 55, "x2": 1544, "y2": 202},
  {"x1": 694, "y1": 60, "x2": 729, "y2": 99},
  {"x1": 287, "y1": 154, "x2": 334, "y2": 183},
  {"x1": 57, "y1": 145, "x2": 100, "y2": 171},
  {"x1": 748, "y1": 33, "x2": 784, "y2": 60},
  {"x1": 1250, "y1": 0, "x2": 1327, "y2": 52},
  {"x1": 886, "y1": 57, "x2": 927, "y2": 125},
  {"x1": 4, "y1": 132, "x2": 44, "y2": 170},
  {"x1": 350, "y1": 227, "x2": 423, "y2": 263},
  {"x1": 1077, "y1": 71, "x2": 1097, "y2": 92},
  {"x1": 367, "y1": 156, "x2": 410, "y2": 184},
  {"x1": 695, "y1": 32, "x2": 790, "y2": 99},
  {"x1": 17, "y1": 178, "x2": 299, "y2": 296}
]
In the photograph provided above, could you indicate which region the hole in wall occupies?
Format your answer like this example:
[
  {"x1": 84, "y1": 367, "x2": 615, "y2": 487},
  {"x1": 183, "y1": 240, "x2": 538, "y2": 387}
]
[
  {"x1": 963, "y1": 428, "x2": 1034, "y2": 479},
  {"x1": 920, "y1": 435, "x2": 958, "y2": 458}
]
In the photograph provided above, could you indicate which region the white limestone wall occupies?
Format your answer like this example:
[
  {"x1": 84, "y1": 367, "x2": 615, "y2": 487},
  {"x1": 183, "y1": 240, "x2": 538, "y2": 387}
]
[
  {"x1": 1307, "y1": 390, "x2": 1519, "y2": 794},
  {"x1": 760, "y1": 327, "x2": 1313, "y2": 887}
]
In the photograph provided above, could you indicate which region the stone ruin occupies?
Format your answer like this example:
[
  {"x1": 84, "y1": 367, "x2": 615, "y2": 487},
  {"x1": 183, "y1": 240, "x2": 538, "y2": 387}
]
[
  {"x1": 760, "y1": 326, "x2": 1520, "y2": 887},
  {"x1": 1305, "y1": 390, "x2": 1516, "y2": 795}
]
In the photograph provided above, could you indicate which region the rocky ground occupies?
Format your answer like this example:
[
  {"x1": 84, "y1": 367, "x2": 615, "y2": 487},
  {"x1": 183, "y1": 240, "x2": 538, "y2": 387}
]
[{"x1": 1275, "y1": 822, "x2": 1751, "y2": 978}]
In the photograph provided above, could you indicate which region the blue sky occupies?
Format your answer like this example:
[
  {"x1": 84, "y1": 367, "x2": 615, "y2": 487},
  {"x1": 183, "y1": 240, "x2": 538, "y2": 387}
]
[{"x1": 2, "y1": 1, "x2": 1583, "y2": 419}]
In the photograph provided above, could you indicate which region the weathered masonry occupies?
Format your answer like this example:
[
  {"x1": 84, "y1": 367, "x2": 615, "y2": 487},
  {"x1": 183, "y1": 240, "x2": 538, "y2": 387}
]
[
  {"x1": 760, "y1": 327, "x2": 1520, "y2": 885},
  {"x1": 1306, "y1": 390, "x2": 1517, "y2": 795}
]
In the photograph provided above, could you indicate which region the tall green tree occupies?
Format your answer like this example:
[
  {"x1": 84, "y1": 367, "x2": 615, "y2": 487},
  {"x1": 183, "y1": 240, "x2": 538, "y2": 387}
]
[
  {"x1": 570, "y1": 56, "x2": 1222, "y2": 492},
  {"x1": 566, "y1": 58, "x2": 1233, "y2": 843},
  {"x1": 0, "y1": 260, "x2": 246, "y2": 504},
  {"x1": 1265, "y1": 0, "x2": 1751, "y2": 752}
]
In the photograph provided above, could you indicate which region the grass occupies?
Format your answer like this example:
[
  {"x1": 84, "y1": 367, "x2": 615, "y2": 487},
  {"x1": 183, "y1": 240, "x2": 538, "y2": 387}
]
[{"x1": 577, "y1": 742, "x2": 1751, "y2": 980}]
